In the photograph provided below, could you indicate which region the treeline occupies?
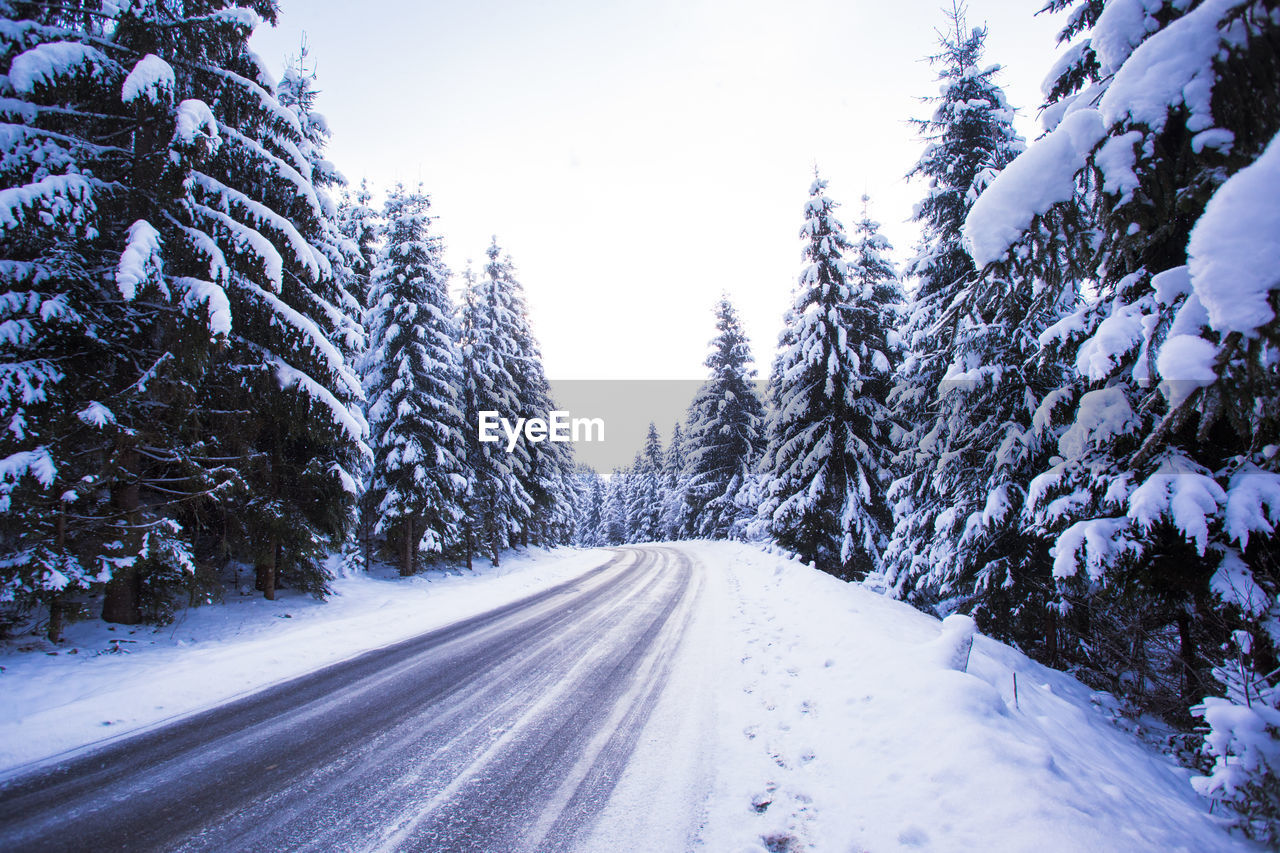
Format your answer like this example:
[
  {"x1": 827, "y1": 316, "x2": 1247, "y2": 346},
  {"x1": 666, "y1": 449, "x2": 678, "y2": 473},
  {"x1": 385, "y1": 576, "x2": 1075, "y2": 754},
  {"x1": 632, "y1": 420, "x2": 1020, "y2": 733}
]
[
  {"x1": 0, "y1": 3, "x2": 577, "y2": 637},
  {"x1": 587, "y1": 3, "x2": 1280, "y2": 837}
]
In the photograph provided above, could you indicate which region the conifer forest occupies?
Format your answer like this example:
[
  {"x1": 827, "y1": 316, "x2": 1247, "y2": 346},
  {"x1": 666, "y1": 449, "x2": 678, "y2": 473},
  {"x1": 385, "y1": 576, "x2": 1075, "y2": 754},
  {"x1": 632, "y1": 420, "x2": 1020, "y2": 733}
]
[{"x1": 2, "y1": 0, "x2": 1280, "y2": 848}]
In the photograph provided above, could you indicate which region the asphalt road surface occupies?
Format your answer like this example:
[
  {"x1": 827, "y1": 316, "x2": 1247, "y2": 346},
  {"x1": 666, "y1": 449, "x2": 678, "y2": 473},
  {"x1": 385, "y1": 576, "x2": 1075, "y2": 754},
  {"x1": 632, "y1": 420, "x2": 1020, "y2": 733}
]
[{"x1": 0, "y1": 546, "x2": 703, "y2": 852}]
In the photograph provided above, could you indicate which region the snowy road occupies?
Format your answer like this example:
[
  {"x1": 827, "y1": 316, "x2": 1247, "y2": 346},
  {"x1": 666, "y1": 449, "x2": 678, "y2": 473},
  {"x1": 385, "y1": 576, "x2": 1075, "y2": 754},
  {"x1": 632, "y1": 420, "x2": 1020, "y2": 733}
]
[{"x1": 0, "y1": 546, "x2": 704, "y2": 852}]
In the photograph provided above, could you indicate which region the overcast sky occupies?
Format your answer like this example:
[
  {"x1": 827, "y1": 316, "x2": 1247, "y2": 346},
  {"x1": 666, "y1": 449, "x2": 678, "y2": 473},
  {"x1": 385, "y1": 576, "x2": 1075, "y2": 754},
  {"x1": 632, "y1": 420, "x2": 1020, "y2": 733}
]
[{"x1": 251, "y1": 0, "x2": 1063, "y2": 382}]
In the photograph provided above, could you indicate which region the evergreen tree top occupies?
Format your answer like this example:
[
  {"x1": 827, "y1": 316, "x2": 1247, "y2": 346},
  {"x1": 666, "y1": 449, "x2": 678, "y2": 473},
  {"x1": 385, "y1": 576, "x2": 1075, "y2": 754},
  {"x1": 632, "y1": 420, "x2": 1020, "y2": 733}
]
[{"x1": 705, "y1": 295, "x2": 758, "y2": 380}]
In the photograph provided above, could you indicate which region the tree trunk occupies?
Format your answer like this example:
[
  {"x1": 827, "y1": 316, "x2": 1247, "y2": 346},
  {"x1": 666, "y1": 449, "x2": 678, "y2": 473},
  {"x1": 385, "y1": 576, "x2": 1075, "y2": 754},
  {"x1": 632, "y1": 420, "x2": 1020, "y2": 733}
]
[
  {"x1": 48, "y1": 595, "x2": 65, "y2": 644},
  {"x1": 401, "y1": 518, "x2": 414, "y2": 577},
  {"x1": 48, "y1": 505, "x2": 66, "y2": 643},
  {"x1": 1045, "y1": 606, "x2": 1058, "y2": 667},
  {"x1": 1178, "y1": 607, "x2": 1200, "y2": 706},
  {"x1": 103, "y1": 448, "x2": 142, "y2": 625},
  {"x1": 256, "y1": 535, "x2": 278, "y2": 600}
]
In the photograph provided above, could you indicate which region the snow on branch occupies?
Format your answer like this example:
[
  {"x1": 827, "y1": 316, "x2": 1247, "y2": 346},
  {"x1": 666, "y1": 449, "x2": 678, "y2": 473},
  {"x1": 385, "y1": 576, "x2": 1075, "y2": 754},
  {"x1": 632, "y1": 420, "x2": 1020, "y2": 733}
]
[
  {"x1": 191, "y1": 172, "x2": 327, "y2": 284},
  {"x1": 272, "y1": 358, "x2": 371, "y2": 455},
  {"x1": 1098, "y1": 0, "x2": 1247, "y2": 136},
  {"x1": 242, "y1": 281, "x2": 362, "y2": 401},
  {"x1": 121, "y1": 54, "x2": 175, "y2": 107},
  {"x1": 0, "y1": 447, "x2": 56, "y2": 512},
  {"x1": 1186, "y1": 127, "x2": 1280, "y2": 338},
  {"x1": 116, "y1": 219, "x2": 162, "y2": 301},
  {"x1": 8, "y1": 41, "x2": 114, "y2": 93},
  {"x1": 173, "y1": 276, "x2": 231, "y2": 338},
  {"x1": 962, "y1": 109, "x2": 1104, "y2": 268},
  {"x1": 0, "y1": 173, "x2": 96, "y2": 233}
]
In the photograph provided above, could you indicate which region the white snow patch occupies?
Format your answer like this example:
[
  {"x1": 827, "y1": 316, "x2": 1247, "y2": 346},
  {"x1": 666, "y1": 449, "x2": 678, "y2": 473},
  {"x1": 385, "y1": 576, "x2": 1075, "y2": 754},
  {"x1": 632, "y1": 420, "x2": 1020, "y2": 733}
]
[
  {"x1": 121, "y1": 54, "x2": 174, "y2": 106},
  {"x1": 1187, "y1": 127, "x2": 1280, "y2": 337},
  {"x1": 9, "y1": 41, "x2": 110, "y2": 93},
  {"x1": 682, "y1": 542, "x2": 1243, "y2": 852},
  {"x1": 115, "y1": 219, "x2": 162, "y2": 301},
  {"x1": 963, "y1": 109, "x2": 1104, "y2": 268}
]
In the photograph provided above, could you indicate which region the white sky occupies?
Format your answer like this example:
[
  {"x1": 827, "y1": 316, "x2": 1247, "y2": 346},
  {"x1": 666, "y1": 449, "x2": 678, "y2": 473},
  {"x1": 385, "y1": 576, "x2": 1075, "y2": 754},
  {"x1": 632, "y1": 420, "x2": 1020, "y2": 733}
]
[{"x1": 252, "y1": 0, "x2": 1063, "y2": 381}]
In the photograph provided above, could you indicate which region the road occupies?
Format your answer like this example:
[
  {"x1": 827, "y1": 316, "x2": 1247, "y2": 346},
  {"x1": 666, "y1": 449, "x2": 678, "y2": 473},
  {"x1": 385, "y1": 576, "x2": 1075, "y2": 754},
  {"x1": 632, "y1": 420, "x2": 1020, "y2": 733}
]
[{"x1": 0, "y1": 546, "x2": 704, "y2": 852}]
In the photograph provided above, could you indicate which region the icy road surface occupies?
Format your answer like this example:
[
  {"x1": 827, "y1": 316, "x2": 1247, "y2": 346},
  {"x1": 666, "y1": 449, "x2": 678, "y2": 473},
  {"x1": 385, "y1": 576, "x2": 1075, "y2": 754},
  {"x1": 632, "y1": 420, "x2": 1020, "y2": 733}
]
[{"x1": 0, "y1": 547, "x2": 707, "y2": 852}]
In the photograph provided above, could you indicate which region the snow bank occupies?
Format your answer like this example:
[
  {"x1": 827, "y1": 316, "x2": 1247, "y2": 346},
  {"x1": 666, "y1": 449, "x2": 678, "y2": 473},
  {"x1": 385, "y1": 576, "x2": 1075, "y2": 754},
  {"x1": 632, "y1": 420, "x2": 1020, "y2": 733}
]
[
  {"x1": 0, "y1": 548, "x2": 612, "y2": 774},
  {"x1": 687, "y1": 541, "x2": 1243, "y2": 852}
]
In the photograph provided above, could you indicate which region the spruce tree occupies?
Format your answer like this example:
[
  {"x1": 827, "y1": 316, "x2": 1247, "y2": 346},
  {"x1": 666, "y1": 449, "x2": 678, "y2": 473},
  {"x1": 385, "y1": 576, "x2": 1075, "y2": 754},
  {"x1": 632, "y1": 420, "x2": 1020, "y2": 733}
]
[
  {"x1": 980, "y1": 0, "x2": 1280, "y2": 836},
  {"x1": 337, "y1": 180, "x2": 380, "y2": 572},
  {"x1": 760, "y1": 179, "x2": 901, "y2": 579},
  {"x1": 682, "y1": 296, "x2": 764, "y2": 539},
  {"x1": 660, "y1": 421, "x2": 690, "y2": 540},
  {"x1": 885, "y1": 7, "x2": 1024, "y2": 599},
  {"x1": 600, "y1": 467, "x2": 629, "y2": 546},
  {"x1": 626, "y1": 423, "x2": 663, "y2": 542},
  {"x1": 459, "y1": 255, "x2": 530, "y2": 565},
  {"x1": 0, "y1": 1, "x2": 367, "y2": 633},
  {"x1": 364, "y1": 185, "x2": 466, "y2": 576}
]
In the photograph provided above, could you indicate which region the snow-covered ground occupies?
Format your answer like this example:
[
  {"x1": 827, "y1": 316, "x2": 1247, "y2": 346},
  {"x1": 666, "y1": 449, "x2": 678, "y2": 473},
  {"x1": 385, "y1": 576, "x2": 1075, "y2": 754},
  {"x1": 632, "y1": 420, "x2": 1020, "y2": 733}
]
[
  {"x1": 683, "y1": 541, "x2": 1245, "y2": 853},
  {"x1": 0, "y1": 547, "x2": 611, "y2": 774},
  {"x1": 0, "y1": 541, "x2": 1247, "y2": 851}
]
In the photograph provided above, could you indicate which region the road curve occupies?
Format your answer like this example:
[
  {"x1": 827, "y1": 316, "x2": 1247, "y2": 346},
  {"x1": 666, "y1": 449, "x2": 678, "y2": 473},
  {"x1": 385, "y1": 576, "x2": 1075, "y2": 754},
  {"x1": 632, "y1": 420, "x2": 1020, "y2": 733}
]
[{"x1": 0, "y1": 546, "x2": 703, "y2": 852}]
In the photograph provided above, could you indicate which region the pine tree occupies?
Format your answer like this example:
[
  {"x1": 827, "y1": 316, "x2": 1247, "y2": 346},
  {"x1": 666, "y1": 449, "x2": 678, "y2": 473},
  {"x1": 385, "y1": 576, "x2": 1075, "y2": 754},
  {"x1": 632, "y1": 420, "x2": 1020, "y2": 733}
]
[
  {"x1": 0, "y1": 1, "x2": 367, "y2": 634},
  {"x1": 885, "y1": 7, "x2": 1025, "y2": 600},
  {"x1": 682, "y1": 296, "x2": 764, "y2": 539},
  {"x1": 364, "y1": 185, "x2": 466, "y2": 576},
  {"x1": 600, "y1": 467, "x2": 629, "y2": 546},
  {"x1": 626, "y1": 423, "x2": 663, "y2": 542},
  {"x1": 459, "y1": 253, "x2": 531, "y2": 566},
  {"x1": 980, "y1": 0, "x2": 1280, "y2": 836},
  {"x1": 660, "y1": 421, "x2": 690, "y2": 540},
  {"x1": 471, "y1": 238, "x2": 573, "y2": 552},
  {"x1": 337, "y1": 180, "x2": 380, "y2": 572},
  {"x1": 571, "y1": 465, "x2": 605, "y2": 547},
  {"x1": 760, "y1": 179, "x2": 901, "y2": 579}
]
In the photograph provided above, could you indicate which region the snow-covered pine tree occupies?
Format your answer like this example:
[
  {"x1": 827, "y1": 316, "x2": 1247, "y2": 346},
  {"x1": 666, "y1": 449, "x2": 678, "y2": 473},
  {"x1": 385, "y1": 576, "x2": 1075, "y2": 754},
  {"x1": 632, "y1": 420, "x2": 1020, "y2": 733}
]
[
  {"x1": 659, "y1": 421, "x2": 690, "y2": 540},
  {"x1": 601, "y1": 466, "x2": 629, "y2": 546},
  {"x1": 884, "y1": 7, "x2": 1025, "y2": 599},
  {"x1": 164, "y1": 8, "x2": 369, "y2": 604},
  {"x1": 682, "y1": 296, "x2": 764, "y2": 540},
  {"x1": 460, "y1": 259, "x2": 530, "y2": 566},
  {"x1": 977, "y1": 0, "x2": 1280, "y2": 836},
  {"x1": 626, "y1": 423, "x2": 663, "y2": 542},
  {"x1": 571, "y1": 464, "x2": 605, "y2": 547},
  {"x1": 363, "y1": 184, "x2": 466, "y2": 576},
  {"x1": 276, "y1": 42, "x2": 364, "y2": 369},
  {"x1": 337, "y1": 180, "x2": 380, "y2": 320},
  {"x1": 336, "y1": 180, "x2": 380, "y2": 572},
  {"x1": 759, "y1": 179, "x2": 901, "y2": 579},
  {"x1": 276, "y1": 49, "x2": 372, "y2": 580},
  {"x1": 874, "y1": 11, "x2": 1082, "y2": 655},
  {"x1": 476, "y1": 238, "x2": 573, "y2": 549},
  {"x1": 0, "y1": 1, "x2": 368, "y2": 634}
]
